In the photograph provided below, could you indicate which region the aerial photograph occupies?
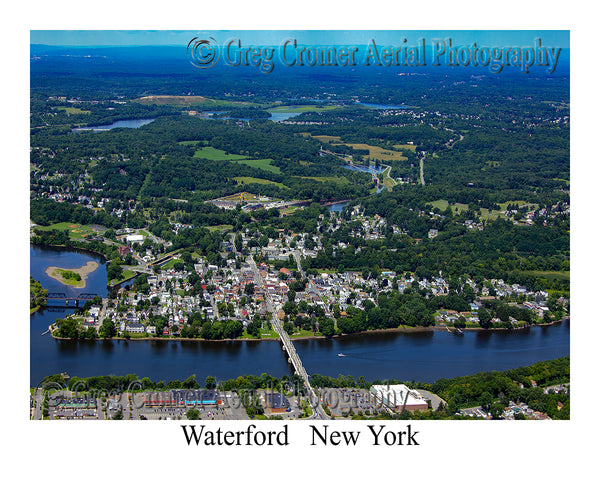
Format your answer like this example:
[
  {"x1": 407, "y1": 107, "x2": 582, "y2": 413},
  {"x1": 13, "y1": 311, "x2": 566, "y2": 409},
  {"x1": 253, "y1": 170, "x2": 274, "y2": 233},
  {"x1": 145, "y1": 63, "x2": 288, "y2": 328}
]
[{"x1": 27, "y1": 29, "x2": 572, "y2": 427}]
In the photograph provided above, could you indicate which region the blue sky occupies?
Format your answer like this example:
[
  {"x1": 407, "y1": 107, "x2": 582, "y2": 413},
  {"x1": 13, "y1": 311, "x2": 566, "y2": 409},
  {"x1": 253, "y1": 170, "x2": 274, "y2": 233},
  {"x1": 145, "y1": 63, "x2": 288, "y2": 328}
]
[{"x1": 31, "y1": 30, "x2": 570, "y2": 48}]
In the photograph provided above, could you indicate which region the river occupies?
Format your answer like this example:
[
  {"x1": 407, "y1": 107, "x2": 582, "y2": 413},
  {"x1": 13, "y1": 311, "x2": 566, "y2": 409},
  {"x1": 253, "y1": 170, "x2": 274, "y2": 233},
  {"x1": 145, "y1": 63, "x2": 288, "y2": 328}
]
[
  {"x1": 30, "y1": 244, "x2": 570, "y2": 386},
  {"x1": 71, "y1": 118, "x2": 155, "y2": 132}
]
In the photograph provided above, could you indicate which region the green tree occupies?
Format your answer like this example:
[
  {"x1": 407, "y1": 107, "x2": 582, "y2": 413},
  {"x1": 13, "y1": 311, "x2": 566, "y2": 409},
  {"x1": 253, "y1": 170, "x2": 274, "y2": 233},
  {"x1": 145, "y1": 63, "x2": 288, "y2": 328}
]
[
  {"x1": 318, "y1": 318, "x2": 335, "y2": 337},
  {"x1": 186, "y1": 408, "x2": 200, "y2": 420},
  {"x1": 244, "y1": 283, "x2": 255, "y2": 296},
  {"x1": 478, "y1": 307, "x2": 492, "y2": 329},
  {"x1": 246, "y1": 320, "x2": 260, "y2": 338},
  {"x1": 99, "y1": 319, "x2": 117, "y2": 339},
  {"x1": 107, "y1": 263, "x2": 124, "y2": 281},
  {"x1": 57, "y1": 317, "x2": 79, "y2": 339},
  {"x1": 489, "y1": 402, "x2": 505, "y2": 419},
  {"x1": 205, "y1": 376, "x2": 217, "y2": 389}
]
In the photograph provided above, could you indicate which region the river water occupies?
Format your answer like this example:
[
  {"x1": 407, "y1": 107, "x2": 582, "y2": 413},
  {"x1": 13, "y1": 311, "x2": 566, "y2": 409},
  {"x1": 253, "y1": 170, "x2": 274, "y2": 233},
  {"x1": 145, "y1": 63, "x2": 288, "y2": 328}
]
[
  {"x1": 71, "y1": 118, "x2": 155, "y2": 133},
  {"x1": 30, "y1": 245, "x2": 570, "y2": 386}
]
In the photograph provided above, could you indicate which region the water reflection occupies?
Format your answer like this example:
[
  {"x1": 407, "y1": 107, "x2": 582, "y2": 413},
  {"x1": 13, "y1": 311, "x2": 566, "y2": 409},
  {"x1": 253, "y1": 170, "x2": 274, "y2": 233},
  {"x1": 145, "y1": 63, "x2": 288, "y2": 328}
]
[{"x1": 30, "y1": 245, "x2": 569, "y2": 386}]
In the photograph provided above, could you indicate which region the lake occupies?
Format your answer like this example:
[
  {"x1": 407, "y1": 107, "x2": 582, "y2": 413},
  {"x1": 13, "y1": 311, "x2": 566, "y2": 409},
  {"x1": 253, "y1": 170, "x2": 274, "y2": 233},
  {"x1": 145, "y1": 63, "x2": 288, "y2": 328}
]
[
  {"x1": 267, "y1": 107, "x2": 304, "y2": 122},
  {"x1": 71, "y1": 118, "x2": 155, "y2": 132},
  {"x1": 30, "y1": 245, "x2": 570, "y2": 386}
]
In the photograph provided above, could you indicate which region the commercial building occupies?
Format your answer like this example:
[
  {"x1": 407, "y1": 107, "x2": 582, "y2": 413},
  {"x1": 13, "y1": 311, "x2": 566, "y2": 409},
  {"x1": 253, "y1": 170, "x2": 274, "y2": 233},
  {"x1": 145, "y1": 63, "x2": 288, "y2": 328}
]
[
  {"x1": 142, "y1": 389, "x2": 221, "y2": 407},
  {"x1": 126, "y1": 234, "x2": 145, "y2": 244},
  {"x1": 265, "y1": 393, "x2": 291, "y2": 414},
  {"x1": 369, "y1": 384, "x2": 429, "y2": 412}
]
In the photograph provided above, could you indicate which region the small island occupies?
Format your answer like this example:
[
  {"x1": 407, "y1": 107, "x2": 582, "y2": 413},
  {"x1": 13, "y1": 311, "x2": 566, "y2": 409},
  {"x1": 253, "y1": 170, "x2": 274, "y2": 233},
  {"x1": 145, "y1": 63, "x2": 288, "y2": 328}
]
[{"x1": 45, "y1": 261, "x2": 99, "y2": 289}]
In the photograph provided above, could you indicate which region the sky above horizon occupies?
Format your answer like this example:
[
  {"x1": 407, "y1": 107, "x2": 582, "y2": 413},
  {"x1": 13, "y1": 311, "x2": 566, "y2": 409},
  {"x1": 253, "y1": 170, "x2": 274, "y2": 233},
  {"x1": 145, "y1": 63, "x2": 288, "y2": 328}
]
[{"x1": 31, "y1": 30, "x2": 570, "y2": 48}]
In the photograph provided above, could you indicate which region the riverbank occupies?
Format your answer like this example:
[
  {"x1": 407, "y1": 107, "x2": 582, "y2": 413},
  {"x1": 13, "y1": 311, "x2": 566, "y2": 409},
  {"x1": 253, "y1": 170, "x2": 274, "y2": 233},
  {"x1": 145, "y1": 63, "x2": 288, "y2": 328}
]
[
  {"x1": 48, "y1": 323, "x2": 435, "y2": 342},
  {"x1": 48, "y1": 314, "x2": 567, "y2": 342},
  {"x1": 433, "y1": 317, "x2": 567, "y2": 333},
  {"x1": 45, "y1": 261, "x2": 99, "y2": 289}
]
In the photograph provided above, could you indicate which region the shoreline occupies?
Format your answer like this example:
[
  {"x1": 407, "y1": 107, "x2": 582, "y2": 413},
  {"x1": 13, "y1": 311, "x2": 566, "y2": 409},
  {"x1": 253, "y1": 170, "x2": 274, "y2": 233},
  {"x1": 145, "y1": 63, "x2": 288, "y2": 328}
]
[
  {"x1": 48, "y1": 318, "x2": 566, "y2": 342},
  {"x1": 45, "y1": 261, "x2": 99, "y2": 289}
]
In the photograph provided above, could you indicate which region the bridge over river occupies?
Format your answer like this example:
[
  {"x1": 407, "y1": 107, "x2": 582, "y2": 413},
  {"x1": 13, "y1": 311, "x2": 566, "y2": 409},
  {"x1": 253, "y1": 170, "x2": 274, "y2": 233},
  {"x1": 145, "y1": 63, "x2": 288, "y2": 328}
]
[
  {"x1": 44, "y1": 292, "x2": 100, "y2": 307},
  {"x1": 247, "y1": 256, "x2": 328, "y2": 419}
]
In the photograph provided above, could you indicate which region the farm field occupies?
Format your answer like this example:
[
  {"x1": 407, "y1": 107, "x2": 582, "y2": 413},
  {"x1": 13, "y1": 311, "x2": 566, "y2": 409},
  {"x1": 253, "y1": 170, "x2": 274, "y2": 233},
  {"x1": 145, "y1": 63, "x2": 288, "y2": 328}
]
[
  {"x1": 268, "y1": 104, "x2": 341, "y2": 114},
  {"x1": 133, "y1": 95, "x2": 255, "y2": 108},
  {"x1": 307, "y1": 134, "x2": 408, "y2": 161},
  {"x1": 394, "y1": 143, "x2": 417, "y2": 151},
  {"x1": 193, "y1": 146, "x2": 248, "y2": 161},
  {"x1": 53, "y1": 106, "x2": 90, "y2": 115},
  {"x1": 233, "y1": 158, "x2": 281, "y2": 174},
  {"x1": 345, "y1": 143, "x2": 408, "y2": 161},
  {"x1": 296, "y1": 175, "x2": 350, "y2": 185},
  {"x1": 234, "y1": 177, "x2": 288, "y2": 189}
]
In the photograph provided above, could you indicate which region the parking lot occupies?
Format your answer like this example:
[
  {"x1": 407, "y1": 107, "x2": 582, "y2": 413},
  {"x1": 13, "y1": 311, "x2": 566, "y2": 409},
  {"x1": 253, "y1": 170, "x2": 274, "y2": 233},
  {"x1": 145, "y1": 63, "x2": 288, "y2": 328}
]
[
  {"x1": 125, "y1": 391, "x2": 250, "y2": 420},
  {"x1": 321, "y1": 389, "x2": 391, "y2": 417}
]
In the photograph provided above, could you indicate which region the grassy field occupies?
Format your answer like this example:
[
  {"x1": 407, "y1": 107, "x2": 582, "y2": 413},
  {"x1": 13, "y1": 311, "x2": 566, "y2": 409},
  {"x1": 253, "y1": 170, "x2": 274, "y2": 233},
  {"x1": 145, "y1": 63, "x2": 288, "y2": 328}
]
[
  {"x1": 34, "y1": 222, "x2": 97, "y2": 239},
  {"x1": 51, "y1": 269, "x2": 84, "y2": 287},
  {"x1": 216, "y1": 192, "x2": 260, "y2": 202},
  {"x1": 234, "y1": 177, "x2": 288, "y2": 189},
  {"x1": 525, "y1": 270, "x2": 570, "y2": 281},
  {"x1": 381, "y1": 166, "x2": 397, "y2": 190},
  {"x1": 241, "y1": 327, "x2": 280, "y2": 340},
  {"x1": 427, "y1": 199, "x2": 539, "y2": 221},
  {"x1": 345, "y1": 143, "x2": 408, "y2": 161},
  {"x1": 310, "y1": 134, "x2": 342, "y2": 143},
  {"x1": 394, "y1": 143, "x2": 417, "y2": 151},
  {"x1": 268, "y1": 105, "x2": 341, "y2": 114},
  {"x1": 133, "y1": 95, "x2": 254, "y2": 108},
  {"x1": 193, "y1": 147, "x2": 248, "y2": 161},
  {"x1": 296, "y1": 175, "x2": 350, "y2": 185},
  {"x1": 307, "y1": 134, "x2": 408, "y2": 161},
  {"x1": 234, "y1": 158, "x2": 281, "y2": 174},
  {"x1": 109, "y1": 269, "x2": 137, "y2": 286},
  {"x1": 206, "y1": 224, "x2": 233, "y2": 232},
  {"x1": 178, "y1": 140, "x2": 208, "y2": 146},
  {"x1": 53, "y1": 106, "x2": 90, "y2": 115}
]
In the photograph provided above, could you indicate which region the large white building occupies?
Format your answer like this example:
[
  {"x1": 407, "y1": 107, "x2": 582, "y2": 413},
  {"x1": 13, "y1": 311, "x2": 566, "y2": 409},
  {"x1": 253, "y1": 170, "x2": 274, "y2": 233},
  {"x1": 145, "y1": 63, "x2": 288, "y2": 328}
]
[
  {"x1": 126, "y1": 234, "x2": 145, "y2": 244},
  {"x1": 370, "y1": 384, "x2": 429, "y2": 412}
]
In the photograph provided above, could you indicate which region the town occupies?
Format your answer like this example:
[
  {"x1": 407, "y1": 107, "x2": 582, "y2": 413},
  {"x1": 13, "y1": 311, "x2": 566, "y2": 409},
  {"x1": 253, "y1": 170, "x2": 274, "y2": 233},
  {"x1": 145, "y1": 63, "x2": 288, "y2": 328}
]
[{"x1": 41, "y1": 199, "x2": 569, "y2": 343}]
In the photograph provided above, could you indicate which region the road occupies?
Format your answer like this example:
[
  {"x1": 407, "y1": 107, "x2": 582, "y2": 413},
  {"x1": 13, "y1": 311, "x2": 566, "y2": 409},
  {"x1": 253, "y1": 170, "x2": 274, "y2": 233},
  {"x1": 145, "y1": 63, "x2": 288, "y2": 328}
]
[
  {"x1": 419, "y1": 156, "x2": 425, "y2": 185},
  {"x1": 247, "y1": 255, "x2": 328, "y2": 419}
]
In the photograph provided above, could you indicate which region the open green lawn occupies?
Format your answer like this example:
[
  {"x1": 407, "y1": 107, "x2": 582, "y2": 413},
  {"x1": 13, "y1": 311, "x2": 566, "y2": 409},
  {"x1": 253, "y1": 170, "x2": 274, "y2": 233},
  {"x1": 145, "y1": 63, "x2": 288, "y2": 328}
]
[
  {"x1": 206, "y1": 224, "x2": 233, "y2": 232},
  {"x1": 525, "y1": 270, "x2": 570, "y2": 281},
  {"x1": 133, "y1": 95, "x2": 256, "y2": 108},
  {"x1": 291, "y1": 329, "x2": 319, "y2": 337},
  {"x1": 108, "y1": 269, "x2": 137, "y2": 286},
  {"x1": 427, "y1": 199, "x2": 538, "y2": 221},
  {"x1": 241, "y1": 327, "x2": 280, "y2": 340},
  {"x1": 268, "y1": 105, "x2": 341, "y2": 114},
  {"x1": 393, "y1": 143, "x2": 417, "y2": 151},
  {"x1": 193, "y1": 146, "x2": 248, "y2": 161},
  {"x1": 178, "y1": 140, "x2": 208, "y2": 146},
  {"x1": 427, "y1": 200, "x2": 466, "y2": 212},
  {"x1": 234, "y1": 158, "x2": 282, "y2": 174},
  {"x1": 234, "y1": 177, "x2": 288, "y2": 189},
  {"x1": 296, "y1": 175, "x2": 350, "y2": 185},
  {"x1": 34, "y1": 222, "x2": 96, "y2": 239},
  {"x1": 53, "y1": 106, "x2": 91, "y2": 114}
]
